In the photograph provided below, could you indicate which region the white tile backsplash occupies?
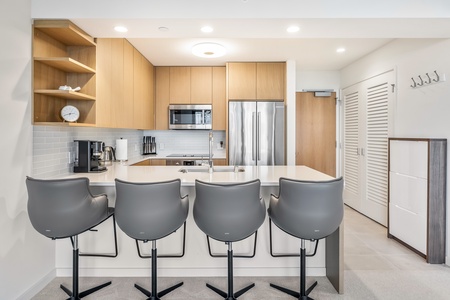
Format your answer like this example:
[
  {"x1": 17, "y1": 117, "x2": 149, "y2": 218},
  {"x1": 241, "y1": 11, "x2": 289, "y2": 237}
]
[
  {"x1": 143, "y1": 130, "x2": 226, "y2": 156},
  {"x1": 32, "y1": 126, "x2": 143, "y2": 178},
  {"x1": 33, "y1": 127, "x2": 226, "y2": 178}
]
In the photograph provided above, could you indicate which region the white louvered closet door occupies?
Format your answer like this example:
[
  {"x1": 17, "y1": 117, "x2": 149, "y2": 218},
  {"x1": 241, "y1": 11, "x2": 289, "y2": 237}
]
[
  {"x1": 343, "y1": 87, "x2": 361, "y2": 211},
  {"x1": 343, "y1": 70, "x2": 395, "y2": 226}
]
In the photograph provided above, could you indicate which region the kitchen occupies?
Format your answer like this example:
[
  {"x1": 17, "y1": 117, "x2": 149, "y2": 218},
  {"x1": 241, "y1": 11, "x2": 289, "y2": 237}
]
[{"x1": 3, "y1": 1, "x2": 450, "y2": 299}]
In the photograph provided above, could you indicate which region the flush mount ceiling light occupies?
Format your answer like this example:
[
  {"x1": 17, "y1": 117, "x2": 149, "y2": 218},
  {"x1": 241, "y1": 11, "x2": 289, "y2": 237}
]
[
  {"x1": 114, "y1": 26, "x2": 128, "y2": 33},
  {"x1": 287, "y1": 26, "x2": 300, "y2": 33},
  {"x1": 201, "y1": 26, "x2": 214, "y2": 33},
  {"x1": 336, "y1": 47, "x2": 346, "y2": 53},
  {"x1": 192, "y1": 43, "x2": 226, "y2": 58}
]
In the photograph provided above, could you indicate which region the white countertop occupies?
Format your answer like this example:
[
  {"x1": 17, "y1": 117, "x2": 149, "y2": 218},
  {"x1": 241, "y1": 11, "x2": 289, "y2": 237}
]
[{"x1": 63, "y1": 163, "x2": 334, "y2": 186}]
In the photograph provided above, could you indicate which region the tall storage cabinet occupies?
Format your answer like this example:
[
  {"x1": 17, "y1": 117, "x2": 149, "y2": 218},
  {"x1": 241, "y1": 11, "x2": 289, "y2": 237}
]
[{"x1": 388, "y1": 138, "x2": 447, "y2": 263}]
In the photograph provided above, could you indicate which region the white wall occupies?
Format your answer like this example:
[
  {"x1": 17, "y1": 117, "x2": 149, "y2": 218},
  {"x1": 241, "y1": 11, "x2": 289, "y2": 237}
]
[
  {"x1": 0, "y1": 0, "x2": 56, "y2": 299},
  {"x1": 341, "y1": 38, "x2": 450, "y2": 264}
]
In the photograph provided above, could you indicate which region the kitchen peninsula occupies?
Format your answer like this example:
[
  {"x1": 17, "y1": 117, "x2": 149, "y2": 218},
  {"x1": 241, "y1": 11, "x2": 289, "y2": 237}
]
[{"x1": 58, "y1": 163, "x2": 343, "y2": 294}]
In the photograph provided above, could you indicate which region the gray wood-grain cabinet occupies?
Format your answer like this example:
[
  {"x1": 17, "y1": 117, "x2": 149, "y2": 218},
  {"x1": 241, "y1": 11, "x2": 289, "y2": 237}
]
[{"x1": 388, "y1": 138, "x2": 447, "y2": 263}]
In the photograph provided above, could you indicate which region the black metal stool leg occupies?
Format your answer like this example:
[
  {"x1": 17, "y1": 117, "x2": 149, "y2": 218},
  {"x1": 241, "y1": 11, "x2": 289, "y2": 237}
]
[
  {"x1": 134, "y1": 241, "x2": 183, "y2": 300},
  {"x1": 60, "y1": 236, "x2": 112, "y2": 300},
  {"x1": 270, "y1": 240, "x2": 317, "y2": 300},
  {"x1": 206, "y1": 242, "x2": 255, "y2": 300}
]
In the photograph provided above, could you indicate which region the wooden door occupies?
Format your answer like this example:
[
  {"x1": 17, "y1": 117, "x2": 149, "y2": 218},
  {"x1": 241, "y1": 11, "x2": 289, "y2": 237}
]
[{"x1": 295, "y1": 92, "x2": 336, "y2": 176}]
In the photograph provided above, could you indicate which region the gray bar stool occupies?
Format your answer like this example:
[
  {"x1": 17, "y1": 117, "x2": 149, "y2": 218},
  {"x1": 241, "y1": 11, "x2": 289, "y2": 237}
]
[
  {"x1": 115, "y1": 178, "x2": 189, "y2": 300},
  {"x1": 194, "y1": 179, "x2": 266, "y2": 300},
  {"x1": 26, "y1": 177, "x2": 118, "y2": 300},
  {"x1": 268, "y1": 177, "x2": 344, "y2": 300}
]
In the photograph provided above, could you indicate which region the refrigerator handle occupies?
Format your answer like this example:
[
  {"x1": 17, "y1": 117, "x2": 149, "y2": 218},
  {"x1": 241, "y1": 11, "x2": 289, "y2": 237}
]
[
  {"x1": 257, "y1": 112, "x2": 261, "y2": 161},
  {"x1": 252, "y1": 112, "x2": 257, "y2": 161}
]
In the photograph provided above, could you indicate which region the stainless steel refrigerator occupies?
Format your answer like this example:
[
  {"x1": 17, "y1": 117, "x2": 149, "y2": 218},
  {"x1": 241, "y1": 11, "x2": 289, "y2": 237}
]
[{"x1": 228, "y1": 101, "x2": 285, "y2": 166}]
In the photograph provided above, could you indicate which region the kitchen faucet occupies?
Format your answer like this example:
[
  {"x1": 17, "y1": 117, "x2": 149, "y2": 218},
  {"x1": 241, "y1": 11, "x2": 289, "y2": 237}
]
[{"x1": 208, "y1": 131, "x2": 213, "y2": 173}]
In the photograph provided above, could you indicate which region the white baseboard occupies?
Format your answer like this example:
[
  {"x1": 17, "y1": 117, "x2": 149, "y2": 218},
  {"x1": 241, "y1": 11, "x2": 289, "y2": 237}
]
[{"x1": 17, "y1": 269, "x2": 56, "y2": 300}]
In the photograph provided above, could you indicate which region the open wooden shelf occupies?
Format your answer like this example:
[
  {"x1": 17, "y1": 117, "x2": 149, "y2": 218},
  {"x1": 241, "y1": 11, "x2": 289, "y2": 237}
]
[
  {"x1": 33, "y1": 19, "x2": 96, "y2": 46},
  {"x1": 34, "y1": 57, "x2": 95, "y2": 73},
  {"x1": 34, "y1": 90, "x2": 96, "y2": 101}
]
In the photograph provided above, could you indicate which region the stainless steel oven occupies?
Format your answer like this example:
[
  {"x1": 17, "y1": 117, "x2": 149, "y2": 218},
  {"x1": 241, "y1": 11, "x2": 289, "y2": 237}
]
[{"x1": 169, "y1": 104, "x2": 212, "y2": 130}]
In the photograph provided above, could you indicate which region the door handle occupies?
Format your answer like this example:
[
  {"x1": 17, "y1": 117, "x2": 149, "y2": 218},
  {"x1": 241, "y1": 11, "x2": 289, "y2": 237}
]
[
  {"x1": 257, "y1": 112, "x2": 261, "y2": 161},
  {"x1": 252, "y1": 112, "x2": 256, "y2": 161}
]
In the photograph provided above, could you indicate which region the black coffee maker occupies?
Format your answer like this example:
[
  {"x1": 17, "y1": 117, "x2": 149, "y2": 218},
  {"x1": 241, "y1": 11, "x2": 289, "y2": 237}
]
[{"x1": 74, "y1": 140, "x2": 107, "y2": 173}]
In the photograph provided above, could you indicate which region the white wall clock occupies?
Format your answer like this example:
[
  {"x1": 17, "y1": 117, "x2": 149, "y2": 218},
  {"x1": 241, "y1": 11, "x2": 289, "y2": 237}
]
[{"x1": 61, "y1": 105, "x2": 80, "y2": 122}]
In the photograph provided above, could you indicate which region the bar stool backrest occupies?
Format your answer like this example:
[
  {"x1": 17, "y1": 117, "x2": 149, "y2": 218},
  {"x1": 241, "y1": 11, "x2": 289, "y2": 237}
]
[
  {"x1": 269, "y1": 177, "x2": 344, "y2": 240},
  {"x1": 115, "y1": 179, "x2": 188, "y2": 241},
  {"x1": 194, "y1": 179, "x2": 265, "y2": 243},
  {"x1": 26, "y1": 177, "x2": 109, "y2": 239}
]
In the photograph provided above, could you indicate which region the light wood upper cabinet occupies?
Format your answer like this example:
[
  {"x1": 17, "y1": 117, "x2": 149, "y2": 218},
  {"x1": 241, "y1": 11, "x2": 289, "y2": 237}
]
[
  {"x1": 97, "y1": 38, "x2": 154, "y2": 130},
  {"x1": 133, "y1": 48, "x2": 154, "y2": 130},
  {"x1": 132, "y1": 48, "x2": 143, "y2": 128},
  {"x1": 256, "y1": 62, "x2": 285, "y2": 100},
  {"x1": 155, "y1": 66, "x2": 219, "y2": 129},
  {"x1": 212, "y1": 67, "x2": 226, "y2": 130},
  {"x1": 227, "y1": 62, "x2": 285, "y2": 101},
  {"x1": 169, "y1": 67, "x2": 191, "y2": 104},
  {"x1": 227, "y1": 62, "x2": 256, "y2": 100},
  {"x1": 33, "y1": 20, "x2": 96, "y2": 126},
  {"x1": 143, "y1": 57, "x2": 155, "y2": 129},
  {"x1": 122, "y1": 40, "x2": 134, "y2": 128},
  {"x1": 95, "y1": 38, "x2": 112, "y2": 127},
  {"x1": 155, "y1": 67, "x2": 170, "y2": 130},
  {"x1": 191, "y1": 67, "x2": 212, "y2": 104}
]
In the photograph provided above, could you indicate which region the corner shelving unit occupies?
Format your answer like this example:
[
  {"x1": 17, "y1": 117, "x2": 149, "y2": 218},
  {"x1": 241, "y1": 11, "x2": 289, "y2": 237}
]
[{"x1": 32, "y1": 19, "x2": 96, "y2": 126}]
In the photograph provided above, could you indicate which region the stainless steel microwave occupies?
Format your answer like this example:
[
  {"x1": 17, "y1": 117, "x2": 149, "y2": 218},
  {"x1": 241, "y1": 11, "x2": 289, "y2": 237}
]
[{"x1": 169, "y1": 104, "x2": 212, "y2": 130}]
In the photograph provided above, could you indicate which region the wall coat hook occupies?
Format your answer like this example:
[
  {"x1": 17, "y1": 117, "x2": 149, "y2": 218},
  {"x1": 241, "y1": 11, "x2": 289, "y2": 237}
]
[
  {"x1": 425, "y1": 73, "x2": 432, "y2": 84},
  {"x1": 417, "y1": 75, "x2": 424, "y2": 86},
  {"x1": 433, "y1": 70, "x2": 440, "y2": 82},
  {"x1": 410, "y1": 77, "x2": 417, "y2": 88}
]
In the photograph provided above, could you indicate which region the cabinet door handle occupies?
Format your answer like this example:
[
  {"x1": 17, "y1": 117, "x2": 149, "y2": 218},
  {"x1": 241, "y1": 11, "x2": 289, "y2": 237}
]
[{"x1": 356, "y1": 148, "x2": 360, "y2": 156}]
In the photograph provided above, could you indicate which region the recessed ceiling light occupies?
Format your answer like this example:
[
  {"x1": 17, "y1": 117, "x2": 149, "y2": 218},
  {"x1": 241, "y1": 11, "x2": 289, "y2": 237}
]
[
  {"x1": 201, "y1": 26, "x2": 214, "y2": 33},
  {"x1": 287, "y1": 26, "x2": 300, "y2": 33},
  {"x1": 192, "y1": 43, "x2": 227, "y2": 58},
  {"x1": 336, "y1": 48, "x2": 346, "y2": 53},
  {"x1": 114, "y1": 26, "x2": 128, "y2": 33}
]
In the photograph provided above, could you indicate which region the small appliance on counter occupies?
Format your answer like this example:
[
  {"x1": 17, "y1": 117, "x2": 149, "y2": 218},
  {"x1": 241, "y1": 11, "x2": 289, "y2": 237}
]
[
  {"x1": 74, "y1": 140, "x2": 107, "y2": 173},
  {"x1": 102, "y1": 145, "x2": 116, "y2": 162},
  {"x1": 143, "y1": 136, "x2": 157, "y2": 155}
]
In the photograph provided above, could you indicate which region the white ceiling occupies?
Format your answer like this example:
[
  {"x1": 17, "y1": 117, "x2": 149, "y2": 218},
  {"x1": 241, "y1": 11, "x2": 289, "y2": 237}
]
[{"x1": 31, "y1": 0, "x2": 450, "y2": 70}]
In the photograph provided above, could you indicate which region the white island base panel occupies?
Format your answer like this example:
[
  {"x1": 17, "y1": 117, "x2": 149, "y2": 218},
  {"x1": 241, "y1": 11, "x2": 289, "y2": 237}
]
[{"x1": 55, "y1": 166, "x2": 343, "y2": 293}]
